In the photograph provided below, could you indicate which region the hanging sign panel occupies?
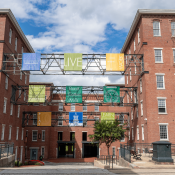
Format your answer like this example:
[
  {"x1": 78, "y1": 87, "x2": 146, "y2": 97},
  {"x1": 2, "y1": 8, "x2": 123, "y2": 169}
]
[
  {"x1": 69, "y1": 112, "x2": 83, "y2": 126},
  {"x1": 64, "y1": 53, "x2": 82, "y2": 71},
  {"x1": 101, "y1": 112, "x2": 115, "y2": 122},
  {"x1": 22, "y1": 53, "x2": 41, "y2": 71},
  {"x1": 37, "y1": 112, "x2": 51, "y2": 126},
  {"x1": 103, "y1": 86, "x2": 120, "y2": 103},
  {"x1": 28, "y1": 85, "x2": 46, "y2": 102},
  {"x1": 66, "y1": 86, "x2": 82, "y2": 103},
  {"x1": 106, "y1": 53, "x2": 124, "y2": 71}
]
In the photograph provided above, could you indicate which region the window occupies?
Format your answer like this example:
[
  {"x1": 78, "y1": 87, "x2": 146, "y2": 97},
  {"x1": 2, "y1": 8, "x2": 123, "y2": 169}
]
[
  {"x1": 134, "y1": 90, "x2": 137, "y2": 103},
  {"x1": 137, "y1": 126, "x2": 139, "y2": 140},
  {"x1": 138, "y1": 28, "x2": 140, "y2": 43},
  {"x1": 70, "y1": 132, "x2": 75, "y2": 141},
  {"x1": 33, "y1": 114, "x2": 37, "y2": 125},
  {"x1": 95, "y1": 116, "x2": 99, "y2": 122},
  {"x1": 58, "y1": 132, "x2": 62, "y2": 141},
  {"x1": 140, "y1": 78, "x2": 142, "y2": 93},
  {"x1": 41, "y1": 147, "x2": 44, "y2": 158},
  {"x1": 15, "y1": 147, "x2": 17, "y2": 160},
  {"x1": 120, "y1": 132, "x2": 125, "y2": 142},
  {"x1": 119, "y1": 114, "x2": 124, "y2": 124},
  {"x1": 95, "y1": 103, "x2": 99, "y2": 112},
  {"x1": 20, "y1": 146, "x2": 23, "y2": 162},
  {"x1": 42, "y1": 130, "x2": 45, "y2": 141},
  {"x1": 159, "y1": 124, "x2": 168, "y2": 140},
  {"x1": 83, "y1": 105, "x2": 87, "y2": 111},
  {"x1": 24, "y1": 90, "x2": 26, "y2": 101},
  {"x1": 128, "y1": 131, "x2": 130, "y2": 140},
  {"x1": 158, "y1": 98, "x2": 166, "y2": 113},
  {"x1": 21, "y1": 128, "x2": 24, "y2": 140},
  {"x1": 1, "y1": 124, "x2": 5, "y2": 140},
  {"x1": 126, "y1": 74, "x2": 128, "y2": 85},
  {"x1": 8, "y1": 126, "x2": 12, "y2": 140},
  {"x1": 171, "y1": 22, "x2": 175, "y2": 36},
  {"x1": 83, "y1": 116, "x2": 87, "y2": 127},
  {"x1": 154, "y1": 49, "x2": 163, "y2": 63},
  {"x1": 25, "y1": 75, "x2": 27, "y2": 84},
  {"x1": 136, "y1": 107, "x2": 138, "y2": 118},
  {"x1": 141, "y1": 101, "x2": 143, "y2": 116},
  {"x1": 59, "y1": 103, "x2": 63, "y2": 111},
  {"x1": 3, "y1": 97, "x2": 7, "y2": 114},
  {"x1": 19, "y1": 88, "x2": 21, "y2": 98},
  {"x1": 20, "y1": 72, "x2": 22, "y2": 80},
  {"x1": 16, "y1": 127, "x2": 19, "y2": 140},
  {"x1": 9, "y1": 29, "x2": 12, "y2": 43},
  {"x1": 130, "y1": 68, "x2": 131, "y2": 81},
  {"x1": 15, "y1": 37, "x2": 18, "y2": 51},
  {"x1": 134, "y1": 38, "x2": 136, "y2": 51},
  {"x1": 71, "y1": 103, "x2": 75, "y2": 111},
  {"x1": 17, "y1": 105, "x2": 20, "y2": 118},
  {"x1": 10, "y1": 103, "x2": 13, "y2": 115},
  {"x1": 156, "y1": 75, "x2": 165, "y2": 89},
  {"x1": 135, "y1": 63, "x2": 136, "y2": 74},
  {"x1": 153, "y1": 21, "x2": 160, "y2": 36},
  {"x1": 26, "y1": 130, "x2": 28, "y2": 137},
  {"x1": 58, "y1": 116, "x2": 63, "y2": 126},
  {"x1": 132, "y1": 127, "x2": 134, "y2": 140},
  {"x1": 142, "y1": 125, "x2": 144, "y2": 141},
  {"x1": 21, "y1": 47, "x2": 24, "y2": 53},
  {"x1": 127, "y1": 94, "x2": 129, "y2": 103},
  {"x1": 82, "y1": 132, "x2": 87, "y2": 141},
  {"x1": 32, "y1": 131, "x2": 37, "y2": 141},
  {"x1": 173, "y1": 49, "x2": 175, "y2": 63},
  {"x1": 112, "y1": 147, "x2": 115, "y2": 156},
  {"x1": 131, "y1": 108, "x2": 133, "y2": 120},
  {"x1": 120, "y1": 97, "x2": 124, "y2": 106},
  {"x1": 5, "y1": 76, "x2": 8, "y2": 90}
]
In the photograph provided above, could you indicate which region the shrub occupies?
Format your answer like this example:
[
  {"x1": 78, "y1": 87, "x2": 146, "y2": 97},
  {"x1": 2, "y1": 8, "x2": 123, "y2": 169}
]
[
  {"x1": 24, "y1": 161, "x2": 28, "y2": 165},
  {"x1": 15, "y1": 161, "x2": 18, "y2": 166},
  {"x1": 35, "y1": 162, "x2": 42, "y2": 165}
]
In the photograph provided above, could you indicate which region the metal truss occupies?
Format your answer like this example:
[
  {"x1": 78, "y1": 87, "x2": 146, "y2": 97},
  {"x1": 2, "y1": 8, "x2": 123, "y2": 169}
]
[
  {"x1": 22, "y1": 111, "x2": 130, "y2": 127},
  {"x1": 2, "y1": 53, "x2": 144, "y2": 76},
  {"x1": 11, "y1": 86, "x2": 138, "y2": 106}
]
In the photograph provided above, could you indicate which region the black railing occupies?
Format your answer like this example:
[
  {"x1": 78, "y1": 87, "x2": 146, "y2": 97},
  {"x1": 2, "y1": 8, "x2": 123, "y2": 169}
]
[
  {"x1": 97, "y1": 155, "x2": 117, "y2": 169},
  {"x1": 120, "y1": 143, "x2": 131, "y2": 163},
  {"x1": 0, "y1": 143, "x2": 14, "y2": 159},
  {"x1": 171, "y1": 144, "x2": 175, "y2": 156}
]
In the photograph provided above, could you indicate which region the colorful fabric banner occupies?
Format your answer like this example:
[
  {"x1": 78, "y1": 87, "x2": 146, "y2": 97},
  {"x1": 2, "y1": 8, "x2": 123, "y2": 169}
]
[
  {"x1": 22, "y1": 53, "x2": 41, "y2": 71},
  {"x1": 101, "y1": 112, "x2": 115, "y2": 122},
  {"x1": 64, "y1": 53, "x2": 82, "y2": 71},
  {"x1": 103, "y1": 86, "x2": 120, "y2": 103},
  {"x1": 69, "y1": 112, "x2": 83, "y2": 126},
  {"x1": 28, "y1": 85, "x2": 46, "y2": 102},
  {"x1": 37, "y1": 112, "x2": 51, "y2": 126},
  {"x1": 106, "y1": 53, "x2": 124, "y2": 71},
  {"x1": 66, "y1": 86, "x2": 82, "y2": 103}
]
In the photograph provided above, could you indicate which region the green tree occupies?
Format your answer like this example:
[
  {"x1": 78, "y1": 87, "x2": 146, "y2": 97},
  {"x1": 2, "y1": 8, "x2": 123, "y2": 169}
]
[{"x1": 89, "y1": 119, "x2": 127, "y2": 155}]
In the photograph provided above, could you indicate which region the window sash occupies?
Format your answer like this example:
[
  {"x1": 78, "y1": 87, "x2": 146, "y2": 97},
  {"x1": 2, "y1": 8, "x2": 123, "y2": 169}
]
[
  {"x1": 15, "y1": 38, "x2": 17, "y2": 51},
  {"x1": 83, "y1": 117, "x2": 87, "y2": 126},
  {"x1": 33, "y1": 114, "x2": 37, "y2": 125},
  {"x1": 59, "y1": 103, "x2": 63, "y2": 111},
  {"x1": 171, "y1": 22, "x2": 175, "y2": 36},
  {"x1": 21, "y1": 128, "x2": 24, "y2": 140},
  {"x1": 173, "y1": 50, "x2": 175, "y2": 63},
  {"x1": 17, "y1": 105, "x2": 20, "y2": 118},
  {"x1": 158, "y1": 99, "x2": 166, "y2": 113},
  {"x1": 95, "y1": 104, "x2": 99, "y2": 112},
  {"x1": 71, "y1": 103, "x2": 75, "y2": 111},
  {"x1": 58, "y1": 116, "x2": 63, "y2": 126},
  {"x1": 153, "y1": 21, "x2": 160, "y2": 36},
  {"x1": 42, "y1": 131, "x2": 45, "y2": 141},
  {"x1": 142, "y1": 126, "x2": 144, "y2": 140},
  {"x1": 9, "y1": 29, "x2": 12, "y2": 43},
  {"x1": 16, "y1": 127, "x2": 19, "y2": 140},
  {"x1": 160, "y1": 125, "x2": 167, "y2": 139},
  {"x1": 140, "y1": 79, "x2": 142, "y2": 93},
  {"x1": 9, "y1": 126, "x2": 12, "y2": 140},
  {"x1": 32, "y1": 131, "x2": 37, "y2": 141},
  {"x1": 156, "y1": 75, "x2": 164, "y2": 89},
  {"x1": 3, "y1": 98, "x2": 7, "y2": 113},
  {"x1": 83, "y1": 105, "x2": 87, "y2": 111},
  {"x1": 1, "y1": 125, "x2": 5, "y2": 140},
  {"x1": 141, "y1": 102, "x2": 143, "y2": 116},
  {"x1": 137, "y1": 127, "x2": 139, "y2": 140},
  {"x1": 119, "y1": 114, "x2": 124, "y2": 124},
  {"x1": 155, "y1": 49, "x2": 162, "y2": 62},
  {"x1": 5, "y1": 76, "x2": 8, "y2": 90}
]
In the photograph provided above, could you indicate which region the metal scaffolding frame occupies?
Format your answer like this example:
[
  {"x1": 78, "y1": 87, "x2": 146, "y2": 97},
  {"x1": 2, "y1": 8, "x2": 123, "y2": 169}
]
[
  {"x1": 11, "y1": 85, "x2": 138, "y2": 106},
  {"x1": 22, "y1": 111, "x2": 130, "y2": 127},
  {"x1": 2, "y1": 53, "x2": 144, "y2": 75}
]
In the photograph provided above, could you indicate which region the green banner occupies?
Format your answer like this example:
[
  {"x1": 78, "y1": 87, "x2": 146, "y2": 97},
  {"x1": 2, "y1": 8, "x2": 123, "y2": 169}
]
[
  {"x1": 101, "y1": 112, "x2": 115, "y2": 122},
  {"x1": 103, "y1": 86, "x2": 120, "y2": 103},
  {"x1": 64, "y1": 53, "x2": 82, "y2": 71},
  {"x1": 66, "y1": 86, "x2": 82, "y2": 103},
  {"x1": 28, "y1": 85, "x2": 45, "y2": 102}
]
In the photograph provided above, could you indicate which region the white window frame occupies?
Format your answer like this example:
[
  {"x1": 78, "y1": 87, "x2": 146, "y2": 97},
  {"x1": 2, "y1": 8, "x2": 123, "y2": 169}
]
[
  {"x1": 132, "y1": 127, "x2": 134, "y2": 141},
  {"x1": 41, "y1": 146, "x2": 45, "y2": 158},
  {"x1": 137, "y1": 126, "x2": 139, "y2": 141},
  {"x1": 17, "y1": 105, "x2": 20, "y2": 118},
  {"x1": 8, "y1": 125, "x2": 12, "y2": 140},
  {"x1": 128, "y1": 131, "x2": 130, "y2": 140},
  {"x1": 20, "y1": 146, "x2": 23, "y2": 162},
  {"x1": 42, "y1": 130, "x2": 45, "y2": 141},
  {"x1": 157, "y1": 97, "x2": 167, "y2": 114},
  {"x1": 159, "y1": 123, "x2": 168, "y2": 141},
  {"x1": 21, "y1": 128, "x2": 24, "y2": 140},
  {"x1": 15, "y1": 37, "x2": 18, "y2": 51},
  {"x1": 10, "y1": 103, "x2": 13, "y2": 115},
  {"x1": 173, "y1": 49, "x2": 175, "y2": 63},
  {"x1": 9, "y1": 28, "x2": 12, "y2": 44},
  {"x1": 126, "y1": 74, "x2": 128, "y2": 85},
  {"x1": 25, "y1": 75, "x2": 27, "y2": 84},
  {"x1": 127, "y1": 94, "x2": 129, "y2": 103},
  {"x1": 32, "y1": 130, "x2": 38, "y2": 141},
  {"x1": 140, "y1": 100, "x2": 143, "y2": 116},
  {"x1": 20, "y1": 72, "x2": 22, "y2": 80},
  {"x1": 171, "y1": 22, "x2": 175, "y2": 37},
  {"x1": 141, "y1": 125, "x2": 144, "y2": 141},
  {"x1": 138, "y1": 28, "x2": 140, "y2": 44},
  {"x1": 59, "y1": 103, "x2": 63, "y2": 111},
  {"x1": 3, "y1": 97, "x2": 7, "y2": 114},
  {"x1": 112, "y1": 147, "x2": 116, "y2": 156},
  {"x1": 156, "y1": 73, "x2": 165, "y2": 89},
  {"x1": 33, "y1": 113, "x2": 37, "y2": 125},
  {"x1": 71, "y1": 103, "x2": 75, "y2": 111},
  {"x1": 153, "y1": 21, "x2": 161, "y2": 36},
  {"x1": 19, "y1": 88, "x2": 21, "y2": 98},
  {"x1": 134, "y1": 38, "x2": 136, "y2": 51},
  {"x1": 95, "y1": 103, "x2": 99, "y2": 112},
  {"x1": 58, "y1": 116, "x2": 63, "y2": 126},
  {"x1": 5, "y1": 76, "x2": 8, "y2": 90},
  {"x1": 154, "y1": 48, "x2": 163, "y2": 63},
  {"x1": 140, "y1": 78, "x2": 142, "y2": 93},
  {"x1": 1, "y1": 124, "x2": 5, "y2": 141},
  {"x1": 83, "y1": 105, "x2": 87, "y2": 111},
  {"x1": 16, "y1": 127, "x2": 19, "y2": 140},
  {"x1": 131, "y1": 107, "x2": 133, "y2": 120}
]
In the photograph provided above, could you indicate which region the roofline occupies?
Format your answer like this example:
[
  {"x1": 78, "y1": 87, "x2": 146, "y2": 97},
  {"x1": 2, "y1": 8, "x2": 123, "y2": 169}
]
[
  {"x1": 0, "y1": 9, "x2": 34, "y2": 53},
  {"x1": 121, "y1": 9, "x2": 175, "y2": 53}
]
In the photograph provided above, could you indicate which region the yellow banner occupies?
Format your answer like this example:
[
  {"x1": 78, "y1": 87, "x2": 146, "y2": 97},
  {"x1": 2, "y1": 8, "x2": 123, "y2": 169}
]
[
  {"x1": 106, "y1": 53, "x2": 124, "y2": 71},
  {"x1": 37, "y1": 112, "x2": 51, "y2": 126}
]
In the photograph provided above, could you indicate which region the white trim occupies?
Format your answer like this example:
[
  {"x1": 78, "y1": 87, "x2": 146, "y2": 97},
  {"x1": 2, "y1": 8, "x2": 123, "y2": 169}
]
[
  {"x1": 159, "y1": 123, "x2": 169, "y2": 141},
  {"x1": 82, "y1": 131, "x2": 88, "y2": 132},
  {"x1": 154, "y1": 48, "x2": 163, "y2": 49},
  {"x1": 172, "y1": 48, "x2": 175, "y2": 49},
  {"x1": 157, "y1": 97, "x2": 167, "y2": 99},
  {"x1": 156, "y1": 74, "x2": 165, "y2": 89},
  {"x1": 155, "y1": 73, "x2": 165, "y2": 75},
  {"x1": 141, "y1": 124, "x2": 144, "y2": 126},
  {"x1": 41, "y1": 146, "x2": 45, "y2": 158},
  {"x1": 158, "y1": 123, "x2": 168, "y2": 125}
]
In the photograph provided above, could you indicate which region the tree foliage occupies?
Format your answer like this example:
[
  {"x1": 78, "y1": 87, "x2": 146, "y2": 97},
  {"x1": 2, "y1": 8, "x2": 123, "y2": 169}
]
[{"x1": 88, "y1": 119, "x2": 127, "y2": 155}]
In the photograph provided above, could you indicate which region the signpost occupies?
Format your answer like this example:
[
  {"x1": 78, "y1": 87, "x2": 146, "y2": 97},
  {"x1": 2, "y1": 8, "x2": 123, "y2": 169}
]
[
  {"x1": 103, "y1": 86, "x2": 120, "y2": 103},
  {"x1": 66, "y1": 86, "x2": 82, "y2": 103},
  {"x1": 37, "y1": 112, "x2": 51, "y2": 126},
  {"x1": 69, "y1": 112, "x2": 83, "y2": 126}
]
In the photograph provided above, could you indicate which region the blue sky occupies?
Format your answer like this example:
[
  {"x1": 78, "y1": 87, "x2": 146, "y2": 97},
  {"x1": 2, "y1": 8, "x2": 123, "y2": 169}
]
[{"x1": 1, "y1": 0, "x2": 174, "y2": 86}]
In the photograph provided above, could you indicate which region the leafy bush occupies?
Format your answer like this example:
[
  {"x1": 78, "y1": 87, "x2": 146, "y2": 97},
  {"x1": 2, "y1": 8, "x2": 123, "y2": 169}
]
[
  {"x1": 35, "y1": 162, "x2": 42, "y2": 165},
  {"x1": 15, "y1": 161, "x2": 18, "y2": 166}
]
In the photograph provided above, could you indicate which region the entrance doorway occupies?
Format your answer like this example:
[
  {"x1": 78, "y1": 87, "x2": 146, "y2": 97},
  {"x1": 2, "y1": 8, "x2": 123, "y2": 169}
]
[
  {"x1": 82, "y1": 142, "x2": 99, "y2": 158},
  {"x1": 30, "y1": 149, "x2": 38, "y2": 160}
]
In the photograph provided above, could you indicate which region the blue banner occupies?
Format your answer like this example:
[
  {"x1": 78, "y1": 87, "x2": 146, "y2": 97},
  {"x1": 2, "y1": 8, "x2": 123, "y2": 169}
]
[
  {"x1": 69, "y1": 112, "x2": 83, "y2": 126},
  {"x1": 21, "y1": 53, "x2": 41, "y2": 71}
]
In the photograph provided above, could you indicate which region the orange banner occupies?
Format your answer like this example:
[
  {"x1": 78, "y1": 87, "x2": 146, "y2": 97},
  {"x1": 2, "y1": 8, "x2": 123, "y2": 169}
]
[
  {"x1": 106, "y1": 53, "x2": 124, "y2": 71},
  {"x1": 37, "y1": 112, "x2": 51, "y2": 126}
]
